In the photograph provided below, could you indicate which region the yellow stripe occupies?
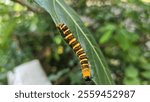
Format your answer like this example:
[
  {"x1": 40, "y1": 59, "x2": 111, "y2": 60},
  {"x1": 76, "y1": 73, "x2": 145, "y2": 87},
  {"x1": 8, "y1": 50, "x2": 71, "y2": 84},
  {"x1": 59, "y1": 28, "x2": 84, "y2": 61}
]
[
  {"x1": 78, "y1": 53, "x2": 86, "y2": 58},
  {"x1": 69, "y1": 38, "x2": 76, "y2": 45},
  {"x1": 73, "y1": 43, "x2": 80, "y2": 50},
  {"x1": 76, "y1": 48, "x2": 83, "y2": 55},
  {"x1": 64, "y1": 29, "x2": 70, "y2": 34},
  {"x1": 82, "y1": 68, "x2": 89, "y2": 71},
  {"x1": 82, "y1": 63, "x2": 89, "y2": 66},
  {"x1": 80, "y1": 58, "x2": 88, "y2": 63},
  {"x1": 65, "y1": 33, "x2": 72, "y2": 39},
  {"x1": 61, "y1": 24, "x2": 66, "y2": 29}
]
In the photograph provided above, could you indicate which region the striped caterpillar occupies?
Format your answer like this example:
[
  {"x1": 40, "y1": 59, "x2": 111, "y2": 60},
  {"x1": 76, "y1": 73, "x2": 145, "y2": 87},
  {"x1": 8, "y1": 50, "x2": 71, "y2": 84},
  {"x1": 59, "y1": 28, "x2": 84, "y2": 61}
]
[{"x1": 56, "y1": 23, "x2": 91, "y2": 81}]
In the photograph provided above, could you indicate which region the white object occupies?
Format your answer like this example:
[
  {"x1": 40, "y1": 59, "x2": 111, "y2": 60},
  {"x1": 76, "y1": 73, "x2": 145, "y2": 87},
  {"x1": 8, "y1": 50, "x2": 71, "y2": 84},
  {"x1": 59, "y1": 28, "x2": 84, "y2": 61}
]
[{"x1": 7, "y1": 59, "x2": 51, "y2": 85}]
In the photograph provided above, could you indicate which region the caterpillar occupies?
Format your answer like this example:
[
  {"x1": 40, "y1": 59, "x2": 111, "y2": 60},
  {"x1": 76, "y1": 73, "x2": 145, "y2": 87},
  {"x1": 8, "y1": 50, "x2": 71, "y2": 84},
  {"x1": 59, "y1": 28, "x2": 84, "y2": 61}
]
[{"x1": 56, "y1": 23, "x2": 91, "y2": 81}]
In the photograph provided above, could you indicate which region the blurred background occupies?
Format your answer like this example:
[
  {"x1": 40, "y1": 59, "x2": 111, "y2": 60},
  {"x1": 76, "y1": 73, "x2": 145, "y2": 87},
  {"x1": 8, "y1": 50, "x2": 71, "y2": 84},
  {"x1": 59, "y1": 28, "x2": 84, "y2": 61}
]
[{"x1": 0, "y1": 0, "x2": 150, "y2": 85}]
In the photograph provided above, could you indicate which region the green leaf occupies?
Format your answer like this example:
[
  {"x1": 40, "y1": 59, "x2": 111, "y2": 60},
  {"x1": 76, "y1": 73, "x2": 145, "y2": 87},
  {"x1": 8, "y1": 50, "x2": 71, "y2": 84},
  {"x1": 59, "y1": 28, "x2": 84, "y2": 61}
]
[
  {"x1": 127, "y1": 46, "x2": 141, "y2": 62},
  {"x1": 0, "y1": 20, "x2": 16, "y2": 48},
  {"x1": 48, "y1": 69, "x2": 69, "y2": 81},
  {"x1": 125, "y1": 66, "x2": 139, "y2": 78},
  {"x1": 141, "y1": 71, "x2": 150, "y2": 79},
  {"x1": 115, "y1": 29, "x2": 130, "y2": 51},
  {"x1": 123, "y1": 77, "x2": 140, "y2": 85},
  {"x1": 34, "y1": 0, "x2": 114, "y2": 84},
  {"x1": 140, "y1": 63, "x2": 150, "y2": 70},
  {"x1": 69, "y1": 71, "x2": 82, "y2": 85},
  {"x1": 99, "y1": 30, "x2": 112, "y2": 44},
  {"x1": 100, "y1": 24, "x2": 116, "y2": 32},
  {"x1": 99, "y1": 24, "x2": 116, "y2": 44},
  {"x1": 128, "y1": 32, "x2": 139, "y2": 42}
]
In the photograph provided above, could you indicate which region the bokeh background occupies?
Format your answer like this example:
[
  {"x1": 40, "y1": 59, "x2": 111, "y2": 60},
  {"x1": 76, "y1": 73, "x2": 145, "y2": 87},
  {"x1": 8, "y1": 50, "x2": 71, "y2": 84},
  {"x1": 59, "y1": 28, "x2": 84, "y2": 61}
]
[{"x1": 0, "y1": 0, "x2": 150, "y2": 85}]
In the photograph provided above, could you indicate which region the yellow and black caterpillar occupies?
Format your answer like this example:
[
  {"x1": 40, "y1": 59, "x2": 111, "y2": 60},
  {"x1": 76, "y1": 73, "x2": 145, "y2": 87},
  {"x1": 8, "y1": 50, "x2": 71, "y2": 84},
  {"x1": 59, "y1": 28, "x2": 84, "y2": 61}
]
[{"x1": 56, "y1": 23, "x2": 91, "y2": 81}]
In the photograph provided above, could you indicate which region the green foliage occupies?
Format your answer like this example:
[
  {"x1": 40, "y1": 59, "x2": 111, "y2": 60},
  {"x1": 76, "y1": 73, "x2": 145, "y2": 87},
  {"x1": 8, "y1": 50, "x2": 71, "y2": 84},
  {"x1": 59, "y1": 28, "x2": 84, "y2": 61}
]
[
  {"x1": 123, "y1": 66, "x2": 140, "y2": 85},
  {"x1": 125, "y1": 66, "x2": 139, "y2": 78},
  {"x1": 86, "y1": 1, "x2": 150, "y2": 84},
  {"x1": 99, "y1": 24, "x2": 116, "y2": 44},
  {"x1": 0, "y1": 0, "x2": 149, "y2": 84},
  {"x1": 141, "y1": 71, "x2": 150, "y2": 79}
]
